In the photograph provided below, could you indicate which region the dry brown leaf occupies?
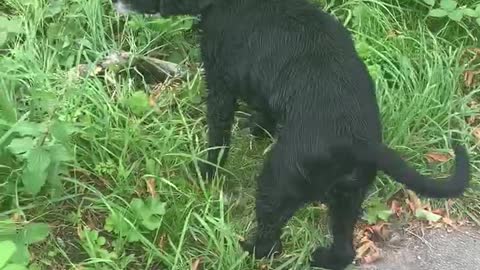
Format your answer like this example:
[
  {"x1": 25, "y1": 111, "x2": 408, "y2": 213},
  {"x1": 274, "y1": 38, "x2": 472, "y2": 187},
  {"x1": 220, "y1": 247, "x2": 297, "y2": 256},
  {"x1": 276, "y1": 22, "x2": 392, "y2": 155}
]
[
  {"x1": 355, "y1": 239, "x2": 375, "y2": 258},
  {"x1": 406, "y1": 190, "x2": 423, "y2": 212},
  {"x1": 425, "y1": 152, "x2": 452, "y2": 163},
  {"x1": 464, "y1": 71, "x2": 476, "y2": 88},
  {"x1": 366, "y1": 223, "x2": 391, "y2": 241},
  {"x1": 386, "y1": 29, "x2": 402, "y2": 38},
  {"x1": 442, "y1": 216, "x2": 456, "y2": 228},
  {"x1": 466, "y1": 101, "x2": 480, "y2": 125},
  {"x1": 146, "y1": 178, "x2": 157, "y2": 198},
  {"x1": 467, "y1": 116, "x2": 477, "y2": 126},
  {"x1": 468, "y1": 100, "x2": 479, "y2": 108},
  {"x1": 158, "y1": 234, "x2": 167, "y2": 251},
  {"x1": 148, "y1": 95, "x2": 157, "y2": 108},
  {"x1": 472, "y1": 128, "x2": 480, "y2": 141},
  {"x1": 11, "y1": 213, "x2": 23, "y2": 223},
  {"x1": 390, "y1": 200, "x2": 403, "y2": 217},
  {"x1": 259, "y1": 264, "x2": 269, "y2": 270},
  {"x1": 361, "y1": 249, "x2": 381, "y2": 264},
  {"x1": 191, "y1": 258, "x2": 202, "y2": 270},
  {"x1": 85, "y1": 212, "x2": 97, "y2": 230},
  {"x1": 432, "y1": 208, "x2": 446, "y2": 216}
]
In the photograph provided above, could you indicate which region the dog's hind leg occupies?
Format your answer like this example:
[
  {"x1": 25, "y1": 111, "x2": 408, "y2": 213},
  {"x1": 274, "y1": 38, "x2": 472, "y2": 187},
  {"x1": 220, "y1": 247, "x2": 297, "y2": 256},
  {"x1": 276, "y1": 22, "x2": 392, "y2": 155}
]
[
  {"x1": 240, "y1": 144, "x2": 304, "y2": 258},
  {"x1": 311, "y1": 169, "x2": 373, "y2": 270}
]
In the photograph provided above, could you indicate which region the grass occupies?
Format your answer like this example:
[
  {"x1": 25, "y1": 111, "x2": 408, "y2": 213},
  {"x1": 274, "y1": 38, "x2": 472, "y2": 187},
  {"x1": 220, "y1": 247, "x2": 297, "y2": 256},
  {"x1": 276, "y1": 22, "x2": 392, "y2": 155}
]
[{"x1": 0, "y1": 0, "x2": 479, "y2": 269}]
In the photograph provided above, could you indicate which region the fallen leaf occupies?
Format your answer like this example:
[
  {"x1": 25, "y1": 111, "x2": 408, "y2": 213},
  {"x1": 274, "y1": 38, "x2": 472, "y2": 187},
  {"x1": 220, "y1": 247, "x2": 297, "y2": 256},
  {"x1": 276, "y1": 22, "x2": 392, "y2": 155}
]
[
  {"x1": 191, "y1": 258, "x2": 202, "y2": 270},
  {"x1": 158, "y1": 234, "x2": 167, "y2": 250},
  {"x1": 92, "y1": 65, "x2": 103, "y2": 76},
  {"x1": 463, "y1": 70, "x2": 477, "y2": 88},
  {"x1": 390, "y1": 200, "x2": 403, "y2": 217},
  {"x1": 11, "y1": 212, "x2": 23, "y2": 223},
  {"x1": 355, "y1": 239, "x2": 375, "y2": 258},
  {"x1": 386, "y1": 29, "x2": 402, "y2": 38},
  {"x1": 467, "y1": 116, "x2": 477, "y2": 125},
  {"x1": 425, "y1": 152, "x2": 452, "y2": 163},
  {"x1": 259, "y1": 264, "x2": 269, "y2": 270},
  {"x1": 472, "y1": 127, "x2": 480, "y2": 141},
  {"x1": 148, "y1": 95, "x2": 157, "y2": 108},
  {"x1": 406, "y1": 190, "x2": 423, "y2": 213},
  {"x1": 361, "y1": 249, "x2": 381, "y2": 264},
  {"x1": 466, "y1": 101, "x2": 480, "y2": 125},
  {"x1": 366, "y1": 223, "x2": 391, "y2": 241},
  {"x1": 146, "y1": 178, "x2": 157, "y2": 198},
  {"x1": 432, "y1": 208, "x2": 446, "y2": 216},
  {"x1": 441, "y1": 217, "x2": 458, "y2": 230},
  {"x1": 85, "y1": 212, "x2": 97, "y2": 230},
  {"x1": 355, "y1": 238, "x2": 382, "y2": 265}
]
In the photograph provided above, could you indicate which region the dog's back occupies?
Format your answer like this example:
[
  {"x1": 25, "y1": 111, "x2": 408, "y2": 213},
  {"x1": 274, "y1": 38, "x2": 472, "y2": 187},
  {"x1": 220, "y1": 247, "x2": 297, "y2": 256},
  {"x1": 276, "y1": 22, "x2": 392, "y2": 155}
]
[{"x1": 200, "y1": 0, "x2": 382, "y2": 158}]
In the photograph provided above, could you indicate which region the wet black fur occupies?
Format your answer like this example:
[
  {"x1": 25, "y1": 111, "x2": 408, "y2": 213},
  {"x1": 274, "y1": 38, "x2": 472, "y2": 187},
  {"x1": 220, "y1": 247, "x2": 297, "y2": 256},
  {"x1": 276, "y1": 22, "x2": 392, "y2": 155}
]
[{"x1": 115, "y1": 0, "x2": 470, "y2": 269}]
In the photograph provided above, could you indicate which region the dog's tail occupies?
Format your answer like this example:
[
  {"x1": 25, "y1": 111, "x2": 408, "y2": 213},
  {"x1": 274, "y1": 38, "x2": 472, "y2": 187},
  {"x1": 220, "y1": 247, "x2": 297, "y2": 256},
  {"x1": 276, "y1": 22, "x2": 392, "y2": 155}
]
[{"x1": 346, "y1": 142, "x2": 470, "y2": 198}]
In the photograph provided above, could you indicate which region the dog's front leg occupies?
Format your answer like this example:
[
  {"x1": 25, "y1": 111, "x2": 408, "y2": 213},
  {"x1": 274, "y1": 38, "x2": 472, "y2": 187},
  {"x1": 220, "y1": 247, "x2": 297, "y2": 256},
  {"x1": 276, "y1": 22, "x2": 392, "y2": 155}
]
[{"x1": 197, "y1": 79, "x2": 237, "y2": 181}]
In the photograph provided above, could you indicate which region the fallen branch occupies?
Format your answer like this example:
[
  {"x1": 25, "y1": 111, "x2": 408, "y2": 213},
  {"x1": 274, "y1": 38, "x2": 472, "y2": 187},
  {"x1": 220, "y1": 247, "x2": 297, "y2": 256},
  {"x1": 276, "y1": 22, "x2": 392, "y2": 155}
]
[{"x1": 68, "y1": 50, "x2": 187, "y2": 82}]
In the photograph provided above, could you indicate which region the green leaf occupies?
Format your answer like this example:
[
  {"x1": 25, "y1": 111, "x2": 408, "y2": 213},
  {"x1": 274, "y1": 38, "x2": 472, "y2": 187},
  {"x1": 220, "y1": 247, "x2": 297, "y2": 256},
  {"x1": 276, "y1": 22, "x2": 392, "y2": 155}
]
[
  {"x1": 476, "y1": 18, "x2": 480, "y2": 26},
  {"x1": 0, "y1": 240, "x2": 17, "y2": 268},
  {"x1": 23, "y1": 223, "x2": 49, "y2": 244},
  {"x1": 6, "y1": 137, "x2": 35, "y2": 155},
  {"x1": 130, "y1": 198, "x2": 166, "y2": 230},
  {"x1": 22, "y1": 170, "x2": 47, "y2": 195},
  {"x1": 46, "y1": 162, "x2": 64, "y2": 196},
  {"x1": 123, "y1": 91, "x2": 150, "y2": 116},
  {"x1": 0, "y1": 31, "x2": 7, "y2": 47},
  {"x1": 12, "y1": 122, "x2": 46, "y2": 137},
  {"x1": 476, "y1": 4, "x2": 480, "y2": 14},
  {"x1": 45, "y1": 0, "x2": 65, "y2": 17},
  {"x1": 26, "y1": 147, "x2": 51, "y2": 172},
  {"x1": 22, "y1": 147, "x2": 51, "y2": 195},
  {"x1": 50, "y1": 120, "x2": 76, "y2": 142},
  {"x1": 428, "y1": 9, "x2": 448, "y2": 17},
  {"x1": 440, "y1": 0, "x2": 457, "y2": 11},
  {"x1": 3, "y1": 264, "x2": 29, "y2": 270},
  {"x1": 97, "y1": 236, "x2": 106, "y2": 246},
  {"x1": 104, "y1": 212, "x2": 141, "y2": 242},
  {"x1": 47, "y1": 144, "x2": 72, "y2": 162},
  {"x1": 377, "y1": 210, "x2": 393, "y2": 221},
  {"x1": 0, "y1": 219, "x2": 17, "y2": 237},
  {"x1": 145, "y1": 158, "x2": 156, "y2": 175},
  {"x1": 422, "y1": 0, "x2": 435, "y2": 6},
  {"x1": 4, "y1": 242, "x2": 29, "y2": 265},
  {"x1": 463, "y1": 8, "x2": 477, "y2": 17},
  {"x1": 0, "y1": 16, "x2": 23, "y2": 33},
  {"x1": 355, "y1": 40, "x2": 371, "y2": 59},
  {"x1": 448, "y1": 9, "x2": 464, "y2": 21},
  {"x1": 415, "y1": 209, "x2": 442, "y2": 222},
  {"x1": 362, "y1": 200, "x2": 393, "y2": 224}
]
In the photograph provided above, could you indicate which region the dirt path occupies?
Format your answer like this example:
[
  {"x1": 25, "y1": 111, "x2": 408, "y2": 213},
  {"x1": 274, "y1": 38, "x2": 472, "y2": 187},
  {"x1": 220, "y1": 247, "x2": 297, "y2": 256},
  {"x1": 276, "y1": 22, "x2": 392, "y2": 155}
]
[{"x1": 359, "y1": 226, "x2": 480, "y2": 270}]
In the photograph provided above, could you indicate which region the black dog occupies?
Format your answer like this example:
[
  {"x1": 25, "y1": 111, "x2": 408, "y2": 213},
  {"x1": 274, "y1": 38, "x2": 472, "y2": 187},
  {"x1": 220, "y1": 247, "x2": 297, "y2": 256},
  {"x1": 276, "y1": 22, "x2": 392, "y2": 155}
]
[{"x1": 114, "y1": 0, "x2": 470, "y2": 269}]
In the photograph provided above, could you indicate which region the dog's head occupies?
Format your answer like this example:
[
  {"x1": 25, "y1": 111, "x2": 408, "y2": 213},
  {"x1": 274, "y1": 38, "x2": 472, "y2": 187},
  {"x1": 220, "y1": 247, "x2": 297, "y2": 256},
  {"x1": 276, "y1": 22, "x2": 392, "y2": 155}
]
[{"x1": 113, "y1": 0, "x2": 212, "y2": 16}]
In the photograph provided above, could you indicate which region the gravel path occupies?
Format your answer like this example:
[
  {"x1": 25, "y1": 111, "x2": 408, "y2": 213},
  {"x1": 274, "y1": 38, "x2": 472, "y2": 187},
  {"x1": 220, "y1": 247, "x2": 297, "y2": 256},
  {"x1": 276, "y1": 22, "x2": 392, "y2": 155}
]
[{"x1": 359, "y1": 227, "x2": 480, "y2": 270}]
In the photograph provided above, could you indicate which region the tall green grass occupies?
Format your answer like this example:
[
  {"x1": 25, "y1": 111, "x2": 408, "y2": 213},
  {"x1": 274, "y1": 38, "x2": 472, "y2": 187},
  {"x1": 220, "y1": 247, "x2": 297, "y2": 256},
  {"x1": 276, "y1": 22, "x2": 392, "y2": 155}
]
[{"x1": 0, "y1": 0, "x2": 479, "y2": 269}]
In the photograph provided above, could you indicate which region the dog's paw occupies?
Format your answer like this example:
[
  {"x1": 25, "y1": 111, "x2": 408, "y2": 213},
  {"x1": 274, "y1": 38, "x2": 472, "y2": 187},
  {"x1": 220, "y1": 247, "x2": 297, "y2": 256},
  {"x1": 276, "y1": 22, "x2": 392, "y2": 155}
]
[
  {"x1": 310, "y1": 247, "x2": 354, "y2": 270},
  {"x1": 240, "y1": 238, "x2": 282, "y2": 259}
]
